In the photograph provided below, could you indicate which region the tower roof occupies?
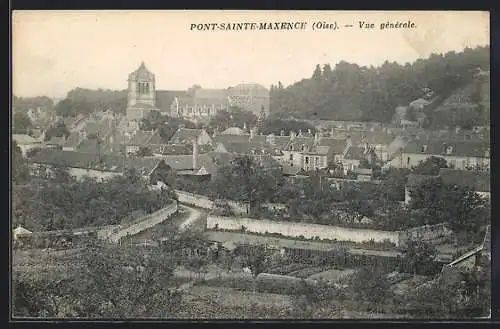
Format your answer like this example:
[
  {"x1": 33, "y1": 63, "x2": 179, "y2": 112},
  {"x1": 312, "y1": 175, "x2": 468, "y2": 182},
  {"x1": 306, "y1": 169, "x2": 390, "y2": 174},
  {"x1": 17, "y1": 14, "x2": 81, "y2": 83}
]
[{"x1": 129, "y1": 61, "x2": 155, "y2": 81}]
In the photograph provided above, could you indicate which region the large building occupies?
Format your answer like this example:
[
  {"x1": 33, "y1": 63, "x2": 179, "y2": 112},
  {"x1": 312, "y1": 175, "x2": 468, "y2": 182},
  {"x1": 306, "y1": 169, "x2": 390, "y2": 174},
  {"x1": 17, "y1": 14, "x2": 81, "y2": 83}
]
[
  {"x1": 170, "y1": 84, "x2": 270, "y2": 122},
  {"x1": 126, "y1": 62, "x2": 159, "y2": 122},
  {"x1": 227, "y1": 83, "x2": 270, "y2": 117}
]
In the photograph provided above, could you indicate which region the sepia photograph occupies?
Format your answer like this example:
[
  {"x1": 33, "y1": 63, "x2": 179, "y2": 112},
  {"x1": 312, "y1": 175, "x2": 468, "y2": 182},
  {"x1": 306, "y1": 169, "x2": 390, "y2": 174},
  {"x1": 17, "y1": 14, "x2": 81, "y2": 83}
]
[{"x1": 11, "y1": 10, "x2": 490, "y2": 320}]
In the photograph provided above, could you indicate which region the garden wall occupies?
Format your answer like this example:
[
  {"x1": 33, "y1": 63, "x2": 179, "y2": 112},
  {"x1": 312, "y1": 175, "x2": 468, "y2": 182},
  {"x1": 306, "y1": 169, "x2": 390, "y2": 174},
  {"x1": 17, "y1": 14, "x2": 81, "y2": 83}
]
[{"x1": 206, "y1": 216, "x2": 401, "y2": 245}]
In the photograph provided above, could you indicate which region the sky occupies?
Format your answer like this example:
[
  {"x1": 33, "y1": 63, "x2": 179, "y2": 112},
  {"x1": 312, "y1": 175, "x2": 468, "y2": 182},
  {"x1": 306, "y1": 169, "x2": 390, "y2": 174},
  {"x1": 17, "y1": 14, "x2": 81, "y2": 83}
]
[{"x1": 12, "y1": 10, "x2": 489, "y2": 98}]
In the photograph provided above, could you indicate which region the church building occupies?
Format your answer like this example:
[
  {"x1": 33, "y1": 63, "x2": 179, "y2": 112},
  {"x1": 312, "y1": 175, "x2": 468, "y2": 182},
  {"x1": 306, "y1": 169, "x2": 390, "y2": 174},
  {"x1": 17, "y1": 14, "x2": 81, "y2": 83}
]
[{"x1": 126, "y1": 61, "x2": 159, "y2": 122}]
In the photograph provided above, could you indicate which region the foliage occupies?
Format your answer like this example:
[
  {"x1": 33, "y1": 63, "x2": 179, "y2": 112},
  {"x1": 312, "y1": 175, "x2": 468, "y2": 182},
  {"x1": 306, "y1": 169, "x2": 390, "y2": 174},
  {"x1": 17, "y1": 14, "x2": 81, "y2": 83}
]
[
  {"x1": 12, "y1": 170, "x2": 173, "y2": 231},
  {"x1": 54, "y1": 88, "x2": 127, "y2": 117},
  {"x1": 241, "y1": 245, "x2": 273, "y2": 278},
  {"x1": 44, "y1": 122, "x2": 70, "y2": 141},
  {"x1": 348, "y1": 266, "x2": 392, "y2": 304},
  {"x1": 412, "y1": 156, "x2": 448, "y2": 175},
  {"x1": 13, "y1": 111, "x2": 33, "y2": 133},
  {"x1": 403, "y1": 263, "x2": 491, "y2": 318},
  {"x1": 13, "y1": 95, "x2": 54, "y2": 113},
  {"x1": 13, "y1": 242, "x2": 182, "y2": 318},
  {"x1": 270, "y1": 46, "x2": 489, "y2": 124},
  {"x1": 378, "y1": 168, "x2": 411, "y2": 201},
  {"x1": 208, "y1": 109, "x2": 258, "y2": 132},
  {"x1": 409, "y1": 177, "x2": 489, "y2": 235},
  {"x1": 399, "y1": 239, "x2": 437, "y2": 276},
  {"x1": 12, "y1": 140, "x2": 30, "y2": 184},
  {"x1": 211, "y1": 155, "x2": 285, "y2": 210}
]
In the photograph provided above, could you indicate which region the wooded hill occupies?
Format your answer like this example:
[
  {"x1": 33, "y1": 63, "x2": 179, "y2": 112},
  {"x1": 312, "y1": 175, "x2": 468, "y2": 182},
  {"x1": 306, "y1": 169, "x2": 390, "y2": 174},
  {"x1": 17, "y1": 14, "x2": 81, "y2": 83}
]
[{"x1": 269, "y1": 46, "x2": 490, "y2": 126}]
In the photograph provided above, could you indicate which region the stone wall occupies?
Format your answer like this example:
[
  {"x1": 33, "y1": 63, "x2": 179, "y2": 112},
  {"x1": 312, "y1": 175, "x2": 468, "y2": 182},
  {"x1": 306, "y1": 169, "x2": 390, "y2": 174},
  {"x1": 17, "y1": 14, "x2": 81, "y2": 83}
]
[
  {"x1": 109, "y1": 203, "x2": 178, "y2": 243},
  {"x1": 207, "y1": 216, "x2": 401, "y2": 245}
]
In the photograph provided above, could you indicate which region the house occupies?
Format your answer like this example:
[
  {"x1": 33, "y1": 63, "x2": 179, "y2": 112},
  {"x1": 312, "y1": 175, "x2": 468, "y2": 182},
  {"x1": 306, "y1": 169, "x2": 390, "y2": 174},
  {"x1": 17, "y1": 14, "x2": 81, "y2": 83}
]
[
  {"x1": 168, "y1": 128, "x2": 213, "y2": 146},
  {"x1": 280, "y1": 132, "x2": 345, "y2": 172},
  {"x1": 227, "y1": 83, "x2": 270, "y2": 117},
  {"x1": 12, "y1": 134, "x2": 42, "y2": 156},
  {"x1": 27, "y1": 149, "x2": 171, "y2": 183},
  {"x1": 123, "y1": 130, "x2": 156, "y2": 155},
  {"x1": 439, "y1": 168, "x2": 490, "y2": 199},
  {"x1": 340, "y1": 145, "x2": 376, "y2": 175},
  {"x1": 396, "y1": 140, "x2": 490, "y2": 170},
  {"x1": 404, "y1": 173, "x2": 437, "y2": 205},
  {"x1": 346, "y1": 130, "x2": 396, "y2": 162}
]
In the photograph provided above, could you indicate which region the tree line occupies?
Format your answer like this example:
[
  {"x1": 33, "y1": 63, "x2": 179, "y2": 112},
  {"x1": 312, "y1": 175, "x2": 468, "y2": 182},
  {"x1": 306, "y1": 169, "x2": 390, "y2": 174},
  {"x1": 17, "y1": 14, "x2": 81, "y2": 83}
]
[{"x1": 270, "y1": 46, "x2": 489, "y2": 126}]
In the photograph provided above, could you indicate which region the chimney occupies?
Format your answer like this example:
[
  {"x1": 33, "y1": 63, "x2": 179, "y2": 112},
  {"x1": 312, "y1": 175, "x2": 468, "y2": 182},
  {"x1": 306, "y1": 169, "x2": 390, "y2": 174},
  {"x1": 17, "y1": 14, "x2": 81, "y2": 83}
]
[
  {"x1": 243, "y1": 122, "x2": 247, "y2": 131},
  {"x1": 192, "y1": 139, "x2": 199, "y2": 169},
  {"x1": 314, "y1": 133, "x2": 319, "y2": 145}
]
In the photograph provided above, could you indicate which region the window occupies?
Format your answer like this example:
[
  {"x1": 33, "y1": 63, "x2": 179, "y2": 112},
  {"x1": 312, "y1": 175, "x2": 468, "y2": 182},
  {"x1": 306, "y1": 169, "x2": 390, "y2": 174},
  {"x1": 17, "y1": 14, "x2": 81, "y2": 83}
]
[
  {"x1": 407, "y1": 157, "x2": 411, "y2": 166},
  {"x1": 315, "y1": 157, "x2": 319, "y2": 166},
  {"x1": 289, "y1": 154, "x2": 293, "y2": 161},
  {"x1": 305, "y1": 157, "x2": 309, "y2": 164},
  {"x1": 421, "y1": 145, "x2": 427, "y2": 153}
]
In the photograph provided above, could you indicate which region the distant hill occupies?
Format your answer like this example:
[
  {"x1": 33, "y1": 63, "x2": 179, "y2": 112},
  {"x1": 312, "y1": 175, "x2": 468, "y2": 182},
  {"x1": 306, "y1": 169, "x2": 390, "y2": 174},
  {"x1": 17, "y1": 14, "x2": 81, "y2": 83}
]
[{"x1": 270, "y1": 46, "x2": 490, "y2": 125}]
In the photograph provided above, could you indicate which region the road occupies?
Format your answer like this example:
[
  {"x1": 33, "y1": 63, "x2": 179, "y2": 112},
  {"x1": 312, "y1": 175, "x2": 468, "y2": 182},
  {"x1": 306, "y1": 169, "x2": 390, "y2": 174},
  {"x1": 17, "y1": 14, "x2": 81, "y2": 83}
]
[{"x1": 178, "y1": 205, "x2": 203, "y2": 233}]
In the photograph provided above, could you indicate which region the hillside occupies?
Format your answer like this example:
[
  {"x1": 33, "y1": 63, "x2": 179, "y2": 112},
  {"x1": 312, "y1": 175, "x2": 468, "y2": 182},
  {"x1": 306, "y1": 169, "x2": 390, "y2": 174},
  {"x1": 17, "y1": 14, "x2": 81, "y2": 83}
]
[{"x1": 270, "y1": 46, "x2": 490, "y2": 124}]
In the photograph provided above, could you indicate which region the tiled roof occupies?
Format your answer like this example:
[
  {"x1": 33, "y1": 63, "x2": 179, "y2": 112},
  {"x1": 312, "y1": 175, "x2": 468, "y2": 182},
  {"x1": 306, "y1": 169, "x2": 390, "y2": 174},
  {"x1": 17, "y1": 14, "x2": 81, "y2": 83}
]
[
  {"x1": 439, "y1": 168, "x2": 490, "y2": 192},
  {"x1": 319, "y1": 138, "x2": 348, "y2": 154},
  {"x1": 222, "y1": 127, "x2": 246, "y2": 135},
  {"x1": 401, "y1": 140, "x2": 490, "y2": 158},
  {"x1": 127, "y1": 131, "x2": 155, "y2": 146},
  {"x1": 347, "y1": 130, "x2": 395, "y2": 146},
  {"x1": 28, "y1": 149, "x2": 163, "y2": 175},
  {"x1": 151, "y1": 144, "x2": 190, "y2": 155},
  {"x1": 344, "y1": 146, "x2": 370, "y2": 161},
  {"x1": 169, "y1": 128, "x2": 206, "y2": 144}
]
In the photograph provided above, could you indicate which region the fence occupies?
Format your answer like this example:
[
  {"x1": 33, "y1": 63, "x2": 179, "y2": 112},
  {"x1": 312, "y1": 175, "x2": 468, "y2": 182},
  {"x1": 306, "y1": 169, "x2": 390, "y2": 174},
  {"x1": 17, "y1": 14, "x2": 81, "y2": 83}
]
[{"x1": 108, "y1": 202, "x2": 178, "y2": 243}]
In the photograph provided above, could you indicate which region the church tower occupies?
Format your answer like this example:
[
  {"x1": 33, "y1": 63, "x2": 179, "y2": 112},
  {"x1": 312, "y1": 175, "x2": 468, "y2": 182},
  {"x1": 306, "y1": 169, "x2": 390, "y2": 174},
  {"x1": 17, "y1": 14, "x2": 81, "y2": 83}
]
[{"x1": 126, "y1": 61, "x2": 157, "y2": 122}]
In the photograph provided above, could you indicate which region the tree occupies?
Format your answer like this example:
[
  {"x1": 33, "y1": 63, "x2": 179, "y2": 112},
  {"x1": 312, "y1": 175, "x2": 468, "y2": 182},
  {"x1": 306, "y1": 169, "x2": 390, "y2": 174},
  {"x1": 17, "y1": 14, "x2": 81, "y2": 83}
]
[
  {"x1": 12, "y1": 140, "x2": 30, "y2": 184},
  {"x1": 399, "y1": 239, "x2": 437, "y2": 276},
  {"x1": 405, "y1": 106, "x2": 418, "y2": 122},
  {"x1": 211, "y1": 155, "x2": 283, "y2": 210},
  {"x1": 13, "y1": 111, "x2": 33, "y2": 133},
  {"x1": 412, "y1": 156, "x2": 448, "y2": 175},
  {"x1": 13, "y1": 242, "x2": 183, "y2": 318},
  {"x1": 312, "y1": 64, "x2": 322, "y2": 80},
  {"x1": 44, "y1": 122, "x2": 70, "y2": 141},
  {"x1": 409, "y1": 178, "x2": 488, "y2": 237}
]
